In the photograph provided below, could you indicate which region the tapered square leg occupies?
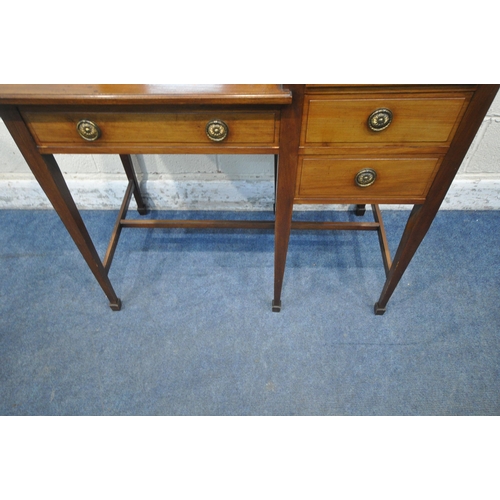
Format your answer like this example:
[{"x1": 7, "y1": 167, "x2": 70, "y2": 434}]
[
  {"x1": 119, "y1": 154, "x2": 148, "y2": 215},
  {"x1": 1, "y1": 107, "x2": 122, "y2": 310}
]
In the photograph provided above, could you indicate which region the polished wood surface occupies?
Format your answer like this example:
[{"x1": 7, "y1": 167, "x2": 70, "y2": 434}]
[
  {"x1": 295, "y1": 157, "x2": 441, "y2": 204},
  {"x1": 273, "y1": 84, "x2": 305, "y2": 312},
  {"x1": 304, "y1": 84, "x2": 477, "y2": 93},
  {"x1": 302, "y1": 93, "x2": 470, "y2": 145},
  {"x1": 0, "y1": 84, "x2": 292, "y2": 311},
  {"x1": 283, "y1": 84, "x2": 499, "y2": 314},
  {"x1": 0, "y1": 84, "x2": 498, "y2": 315},
  {"x1": 0, "y1": 106, "x2": 122, "y2": 310},
  {"x1": 0, "y1": 84, "x2": 292, "y2": 105},
  {"x1": 22, "y1": 109, "x2": 280, "y2": 153},
  {"x1": 373, "y1": 84, "x2": 500, "y2": 314}
]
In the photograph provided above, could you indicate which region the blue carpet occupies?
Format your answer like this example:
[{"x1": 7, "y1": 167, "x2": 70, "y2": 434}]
[{"x1": 0, "y1": 209, "x2": 499, "y2": 415}]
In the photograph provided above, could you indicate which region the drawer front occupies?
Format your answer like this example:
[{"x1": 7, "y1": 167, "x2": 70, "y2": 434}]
[
  {"x1": 22, "y1": 110, "x2": 279, "y2": 149},
  {"x1": 302, "y1": 93, "x2": 471, "y2": 147},
  {"x1": 296, "y1": 157, "x2": 442, "y2": 204}
]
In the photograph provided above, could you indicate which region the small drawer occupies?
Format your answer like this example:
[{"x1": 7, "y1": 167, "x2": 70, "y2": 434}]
[
  {"x1": 22, "y1": 109, "x2": 280, "y2": 150},
  {"x1": 301, "y1": 93, "x2": 471, "y2": 147},
  {"x1": 295, "y1": 157, "x2": 442, "y2": 204}
]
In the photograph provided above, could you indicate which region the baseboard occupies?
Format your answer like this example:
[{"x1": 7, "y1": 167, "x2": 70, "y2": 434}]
[{"x1": 1, "y1": 176, "x2": 499, "y2": 210}]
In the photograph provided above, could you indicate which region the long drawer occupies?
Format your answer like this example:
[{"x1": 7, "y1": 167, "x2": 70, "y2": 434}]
[
  {"x1": 21, "y1": 109, "x2": 280, "y2": 152},
  {"x1": 295, "y1": 156, "x2": 442, "y2": 204}
]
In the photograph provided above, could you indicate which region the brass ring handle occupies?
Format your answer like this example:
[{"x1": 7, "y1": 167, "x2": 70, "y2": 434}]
[
  {"x1": 76, "y1": 120, "x2": 101, "y2": 141},
  {"x1": 206, "y1": 119, "x2": 229, "y2": 142},
  {"x1": 368, "y1": 108, "x2": 393, "y2": 132},
  {"x1": 355, "y1": 169, "x2": 377, "y2": 188}
]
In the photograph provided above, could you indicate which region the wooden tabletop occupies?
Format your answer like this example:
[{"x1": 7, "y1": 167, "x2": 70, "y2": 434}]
[{"x1": 0, "y1": 84, "x2": 293, "y2": 106}]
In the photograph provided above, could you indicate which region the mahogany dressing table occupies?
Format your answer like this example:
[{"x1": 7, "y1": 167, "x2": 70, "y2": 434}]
[{"x1": 0, "y1": 84, "x2": 497, "y2": 314}]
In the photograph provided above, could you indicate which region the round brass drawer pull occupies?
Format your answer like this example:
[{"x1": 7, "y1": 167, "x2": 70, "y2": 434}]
[
  {"x1": 368, "y1": 108, "x2": 393, "y2": 132},
  {"x1": 355, "y1": 168, "x2": 377, "y2": 188},
  {"x1": 76, "y1": 120, "x2": 101, "y2": 141},
  {"x1": 206, "y1": 119, "x2": 228, "y2": 142}
]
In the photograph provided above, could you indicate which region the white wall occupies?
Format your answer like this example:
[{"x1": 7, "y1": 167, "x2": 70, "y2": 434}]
[{"x1": 1, "y1": 92, "x2": 499, "y2": 210}]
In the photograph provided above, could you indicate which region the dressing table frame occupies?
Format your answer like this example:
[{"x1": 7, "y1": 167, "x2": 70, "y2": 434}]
[{"x1": 0, "y1": 84, "x2": 497, "y2": 314}]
